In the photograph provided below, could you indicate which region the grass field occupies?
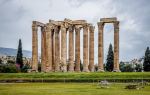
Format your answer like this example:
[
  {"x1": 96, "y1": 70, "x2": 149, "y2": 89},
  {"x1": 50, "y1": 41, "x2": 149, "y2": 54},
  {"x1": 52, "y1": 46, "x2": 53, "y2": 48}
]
[
  {"x1": 0, "y1": 72, "x2": 150, "y2": 82},
  {"x1": 0, "y1": 83, "x2": 149, "y2": 95}
]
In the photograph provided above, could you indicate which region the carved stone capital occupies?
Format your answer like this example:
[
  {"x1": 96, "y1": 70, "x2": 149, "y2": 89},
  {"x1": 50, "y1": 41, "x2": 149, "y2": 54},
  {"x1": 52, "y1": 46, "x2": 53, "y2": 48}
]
[
  {"x1": 32, "y1": 25, "x2": 38, "y2": 31},
  {"x1": 97, "y1": 22, "x2": 104, "y2": 29},
  {"x1": 68, "y1": 25, "x2": 74, "y2": 32},
  {"x1": 32, "y1": 21, "x2": 45, "y2": 27},
  {"x1": 75, "y1": 25, "x2": 82, "y2": 29},
  {"x1": 89, "y1": 25, "x2": 95, "y2": 32},
  {"x1": 113, "y1": 21, "x2": 119, "y2": 29}
]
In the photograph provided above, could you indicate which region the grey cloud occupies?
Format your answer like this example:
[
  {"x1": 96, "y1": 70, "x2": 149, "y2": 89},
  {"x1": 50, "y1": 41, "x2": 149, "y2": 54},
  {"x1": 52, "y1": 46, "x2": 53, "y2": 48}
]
[{"x1": 0, "y1": 0, "x2": 149, "y2": 63}]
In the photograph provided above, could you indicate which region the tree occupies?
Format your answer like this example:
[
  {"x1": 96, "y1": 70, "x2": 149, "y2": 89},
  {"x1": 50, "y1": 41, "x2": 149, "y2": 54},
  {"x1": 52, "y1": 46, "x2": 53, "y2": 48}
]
[
  {"x1": 143, "y1": 47, "x2": 150, "y2": 71},
  {"x1": 106, "y1": 43, "x2": 114, "y2": 71},
  {"x1": 124, "y1": 64, "x2": 135, "y2": 72},
  {"x1": 16, "y1": 39, "x2": 23, "y2": 70},
  {"x1": 0, "y1": 59, "x2": 2, "y2": 64},
  {"x1": 135, "y1": 64, "x2": 142, "y2": 72},
  {"x1": 120, "y1": 62, "x2": 134, "y2": 72},
  {"x1": 119, "y1": 61, "x2": 125, "y2": 72}
]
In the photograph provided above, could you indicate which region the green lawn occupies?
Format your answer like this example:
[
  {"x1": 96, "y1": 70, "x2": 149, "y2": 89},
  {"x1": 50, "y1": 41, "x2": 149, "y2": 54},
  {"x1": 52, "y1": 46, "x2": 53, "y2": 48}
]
[
  {"x1": 0, "y1": 83, "x2": 149, "y2": 95},
  {"x1": 0, "y1": 72, "x2": 150, "y2": 79}
]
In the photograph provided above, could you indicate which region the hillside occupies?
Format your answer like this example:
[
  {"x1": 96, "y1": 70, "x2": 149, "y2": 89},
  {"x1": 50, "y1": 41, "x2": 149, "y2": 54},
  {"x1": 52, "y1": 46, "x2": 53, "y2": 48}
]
[{"x1": 0, "y1": 47, "x2": 31, "y2": 58}]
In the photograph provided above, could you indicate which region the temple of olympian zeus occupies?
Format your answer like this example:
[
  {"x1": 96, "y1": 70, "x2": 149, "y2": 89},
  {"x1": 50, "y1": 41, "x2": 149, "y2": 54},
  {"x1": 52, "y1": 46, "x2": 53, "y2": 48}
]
[{"x1": 31, "y1": 17, "x2": 120, "y2": 72}]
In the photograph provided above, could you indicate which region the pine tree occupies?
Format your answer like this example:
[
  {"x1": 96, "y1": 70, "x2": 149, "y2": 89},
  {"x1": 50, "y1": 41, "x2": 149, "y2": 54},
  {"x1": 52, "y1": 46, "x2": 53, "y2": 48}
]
[
  {"x1": 143, "y1": 47, "x2": 150, "y2": 71},
  {"x1": 16, "y1": 39, "x2": 23, "y2": 70},
  {"x1": 106, "y1": 43, "x2": 114, "y2": 72}
]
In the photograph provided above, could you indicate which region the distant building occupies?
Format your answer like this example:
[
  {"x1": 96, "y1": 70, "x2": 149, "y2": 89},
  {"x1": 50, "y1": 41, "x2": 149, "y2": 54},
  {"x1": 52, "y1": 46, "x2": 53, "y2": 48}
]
[{"x1": 0, "y1": 55, "x2": 32, "y2": 66}]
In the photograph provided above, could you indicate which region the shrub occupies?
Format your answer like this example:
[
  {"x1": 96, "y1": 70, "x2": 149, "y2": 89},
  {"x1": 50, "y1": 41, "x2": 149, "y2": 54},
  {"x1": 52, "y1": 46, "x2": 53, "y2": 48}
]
[
  {"x1": 125, "y1": 84, "x2": 138, "y2": 89},
  {"x1": 0, "y1": 64, "x2": 17, "y2": 73}
]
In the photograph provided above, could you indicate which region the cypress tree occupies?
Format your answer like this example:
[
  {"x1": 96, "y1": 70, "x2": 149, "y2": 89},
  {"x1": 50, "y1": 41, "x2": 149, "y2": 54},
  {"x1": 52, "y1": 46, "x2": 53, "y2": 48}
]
[
  {"x1": 143, "y1": 47, "x2": 150, "y2": 71},
  {"x1": 16, "y1": 39, "x2": 23, "y2": 70},
  {"x1": 106, "y1": 43, "x2": 114, "y2": 72}
]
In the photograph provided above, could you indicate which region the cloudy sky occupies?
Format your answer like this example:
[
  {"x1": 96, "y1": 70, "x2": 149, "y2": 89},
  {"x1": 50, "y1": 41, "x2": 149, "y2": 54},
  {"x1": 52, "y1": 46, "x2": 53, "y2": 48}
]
[{"x1": 0, "y1": 0, "x2": 150, "y2": 63}]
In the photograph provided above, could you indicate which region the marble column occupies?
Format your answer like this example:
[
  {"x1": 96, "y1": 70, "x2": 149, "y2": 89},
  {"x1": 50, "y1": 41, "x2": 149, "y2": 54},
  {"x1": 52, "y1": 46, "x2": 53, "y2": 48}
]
[
  {"x1": 61, "y1": 25, "x2": 67, "y2": 72},
  {"x1": 32, "y1": 24, "x2": 38, "y2": 72},
  {"x1": 75, "y1": 25, "x2": 81, "y2": 72},
  {"x1": 98, "y1": 22, "x2": 104, "y2": 72},
  {"x1": 45, "y1": 24, "x2": 53, "y2": 72},
  {"x1": 89, "y1": 25, "x2": 94, "y2": 72},
  {"x1": 113, "y1": 21, "x2": 120, "y2": 72},
  {"x1": 68, "y1": 25, "x2": 74, "y2": 72},
  {"x1": 41, "y1": 27, "x2": 46, "y2": 72},
  {"x1": 83, "y1": 25, "x2": 89, "y2": 72},
  {"x1": 55, "y1": 26, "x2": 60, "y2": 72}
]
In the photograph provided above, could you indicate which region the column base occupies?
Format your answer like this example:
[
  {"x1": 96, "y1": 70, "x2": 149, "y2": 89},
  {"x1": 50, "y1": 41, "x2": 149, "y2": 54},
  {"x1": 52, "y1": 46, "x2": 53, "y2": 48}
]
[
  {"x1": 75, "y1": 70, "x2": 81, "y2": 72},
  {"x1": 68, "y1": 70, "x2": 74, "y2": 72},
  {"x1": 113, "y1": 69, "x2": 121, "y2": 72},
  {"x1": 83, "y1": 70, "x2": 90, "y2": 72},
  {"x1": 97, "y1": 69, "x2": 104, "y2": 72},
  {"x1": 31, "y1": 69, "x2": 38, "y2": 73},
  {"x1": 60, "y1": 66, "x2": 67, "y2": 72},
  {"x1": 83, "y1": 68, "x2": 90, "y2": 72},
  {"x1": 75, "y1": 71, "x2": 81, "y2": 73},
  {"x1": 75, "y1": 67, "x2": 81, "y2": 72},
  {"x1": 89, "y1": 68, "x2": 95, "y2": 72},
  {"x1": 68, "y1": 67, "x2": 74, "y2": 72}
]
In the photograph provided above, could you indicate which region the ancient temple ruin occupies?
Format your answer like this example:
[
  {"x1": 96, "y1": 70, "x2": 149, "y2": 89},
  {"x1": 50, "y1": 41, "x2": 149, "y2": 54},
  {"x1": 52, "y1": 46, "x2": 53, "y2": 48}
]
[{"x1": 31, "y1": 17, "x2": 120, "y2": 72}]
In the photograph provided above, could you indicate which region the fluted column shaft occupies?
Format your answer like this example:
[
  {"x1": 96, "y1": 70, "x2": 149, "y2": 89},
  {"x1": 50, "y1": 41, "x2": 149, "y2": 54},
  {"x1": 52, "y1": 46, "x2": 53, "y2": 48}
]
[
  {"x1": 61, "y1": 25, "x2": 67, "y2": 72},
  {"x1": 83, "y1": 25, "x2": 89, "y2": 72},
  {"x1": 45, "y1": 24, "x2": 52, "y2": 72},
  {"x1": 52, "y1": 30, "x2": 55, "y2": 71},
  {"x1": 32, "y1": 24, "x2": 38, "y2": 72},
  {"x1": 113, "y1": 21, "x2": 120, "y2": 72},
  {"x1": 55, "y1": 26, "x2": 60, "y2": 72},
  {"x1": 68, "y1": 26, "x2": 74, "y2": 72},
  {"x1": 89, "y1": 25, "x2": 94, "y2": 72},
  {"x1": 41, "y1": 27, "x2": 46, "y2": 72},
  {"x1": 75, "y1": 26, "x2": 81, "y2": 72},
  {"x1": 98, "y1": 22, "x2": 104, "y2": 71}
]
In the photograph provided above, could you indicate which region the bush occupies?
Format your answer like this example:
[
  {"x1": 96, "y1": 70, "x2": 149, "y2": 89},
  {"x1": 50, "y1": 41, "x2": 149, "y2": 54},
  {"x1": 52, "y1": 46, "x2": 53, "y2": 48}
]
[
  {"x1": 0, "y1": 59, "x2": 2, "y2": 64},
  {"x1": 0, "y1": 64, "x2": 18, "y2": 73},
  {"x1": 125, "y1": 84, "x2": 138, "y2": 89},
  {"x1": 21, "y1": 64, "x2": 31, "y2": 73},
  {"x1": 120, "y1": 62, "x2": 136, "y2": 72}
]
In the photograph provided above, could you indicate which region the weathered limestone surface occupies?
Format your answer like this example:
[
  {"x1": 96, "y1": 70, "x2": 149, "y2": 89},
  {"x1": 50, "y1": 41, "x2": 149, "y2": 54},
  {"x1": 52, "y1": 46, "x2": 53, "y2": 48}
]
[
  {"x1": 55, "y1": 26, "x2": 60, "y2": 72},
  {"x1": 97, "y1": 18, "x2": 120, "y2": 72},
  {"x1": 100, "y1": 17, "x2": 117, "y2": 23},
  {"x1": 89, "y1": 25, "x2": 94, "y2": 72},
  {"x1": 98, "y1": 22, "x2": 104, "y2": 72},
  {"x1": 32, "y1": 24, "x2": 38, "y2": 72},
  {"x1": 113, "y1": 21, "x2": 120, "y2": 72},
  {"x1": 33, "y1": 21, "x2": 45, "y2": 27},
  {"x1": 45, "y1": 24, "x2": 52, "y2": 72},
  {"x1": 52, "y1": 30, "x2": 55, "y2": 71},
  {"x1": 75, "y1": 25, "x2": 81, "y2": 72},
  {"x1": 41, "y1": 27, "x2": 46, "y2": 72},
  {"x1": 83, "y1": 25, "x2": 89, "y2": 72},
  {"x1": 68, "y1": 25, "x2": 74, "y2": 72},
  {"x1": 61, "y1": 24, "x2": 67, "y2": 72}
]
